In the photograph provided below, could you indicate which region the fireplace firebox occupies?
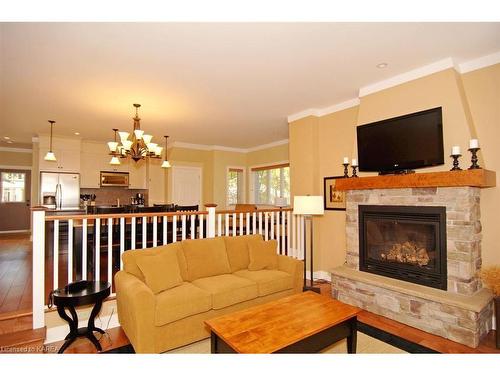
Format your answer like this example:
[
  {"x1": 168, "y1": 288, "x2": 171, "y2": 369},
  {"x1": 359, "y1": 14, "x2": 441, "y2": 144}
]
[{"x1": 359, "y1": 205, "x2": 447, "y2": 290}]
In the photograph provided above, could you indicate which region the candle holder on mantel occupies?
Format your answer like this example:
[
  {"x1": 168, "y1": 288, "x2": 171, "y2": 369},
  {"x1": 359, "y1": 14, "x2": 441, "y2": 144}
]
[
  {"x1": 450, "y1": 154, "x2": 462, "y2": 171},
  {"x1": 343, "y1": 163, "x2": 349, "y2": 178},
  {"x1": 468, "y1": 148, "x2": 481, "y2": 170},
  {"x1": 351, "y1": 165, "x2": 358, "y2": 178}
]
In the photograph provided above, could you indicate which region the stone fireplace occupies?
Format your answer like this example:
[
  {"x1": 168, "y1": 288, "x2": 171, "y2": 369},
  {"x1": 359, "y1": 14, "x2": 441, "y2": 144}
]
[
  {"x1": 359, "y1": 205, "x2": 447, "y2": 290},
  {"x1": 330, "y1": 171, "x2": 495, "y2": 348}
]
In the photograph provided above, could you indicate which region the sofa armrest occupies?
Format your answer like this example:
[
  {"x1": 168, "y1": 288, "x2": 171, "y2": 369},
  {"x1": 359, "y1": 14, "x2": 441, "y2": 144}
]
[
  {"x1": 115, "y1": 271, "x2": 156, "y2": 353},
  {"x1": 277, "y1": 255, "x2": 304, "y2": 293}
]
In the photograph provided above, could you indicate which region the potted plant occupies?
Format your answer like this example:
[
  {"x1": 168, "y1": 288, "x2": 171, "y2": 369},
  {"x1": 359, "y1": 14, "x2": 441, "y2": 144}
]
[{"x1": 480, "y1": 266, "x2": 500, "y2": 349}]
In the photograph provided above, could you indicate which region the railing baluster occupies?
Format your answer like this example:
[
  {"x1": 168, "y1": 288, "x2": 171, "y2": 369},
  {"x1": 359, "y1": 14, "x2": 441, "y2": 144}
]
[
  {"x1": 264, "y1": 213, "x2": 269, "y2": 240},
  {"x1": 131, "y1": 217, "x2": 136, "y2": 250},
  {"x1": 286, "y1": 210, "x2": 291, "y2": 257},
  {"x1": 68, "y1": 219, "x2": 73, "y2": 283},
  {"x1": 53, "y1": 219, "x2": 59, "y2": 289},
  {"x1": 142, "y1": 216, "x2": 147, "y2": 249},
  {"x1": 292, "y1": 213, "x2": 296, "y2": 258},
  {"x1": 232, "y1": 213, "x2": 236, "y2": 236},
  {"x1": 281, "y1": 211, "x2": 286, "y2": 255},
  {"x1": 225, "y1": 213, "x2": 229, "y2": 236},
  {"x1": 164, "y1": 215, "x2": 169, "y2": 245},
  {"x1": 270, "y1": 211, "x2": 274, "y2": 240},
  {"x1": 239, "y1": 213, "x2": 244, "y2": 235},
  {"x1": 182, "y1": 214, "x2": 186, "y2": 240},
  {"x1": 120, "y1": 217, "x2": 125, "y2": 270},
  {"x1": 153, "y1": 216, "x2": 158, "y2": 247},
  {"x1": 246, "y1": 212, "x2": 250, "y2": 235},
  {"x1": 252, "y1": 212, "x2": 257, "y2": 234},
  {"x1": 82, "y1": 218, "x2": 87, "y2": 280},
  {"x1": 199, "y1": 214, "x2": 204, "y2": 238},
  {"x1": 172, "y1": 215, "x2": 177, "y2": 243},
  {"x1": 95, "y1": 218, "x2": 100, "y2": 280},
  {"x1": 275, "y1": 211, "x2": 280, "y2": 253},
  {"x1": 190, "y1": 214, "x2": 195, "y2": 239},
  {"x1": 107, "y1": 218, "x2": 113, "y2": 286},
  {"x1": 258, "y1": 212, "x2": 263, "y2": 235},
  {"x1": 218, "y1": 214, "x2": 222, "y2": 236}
]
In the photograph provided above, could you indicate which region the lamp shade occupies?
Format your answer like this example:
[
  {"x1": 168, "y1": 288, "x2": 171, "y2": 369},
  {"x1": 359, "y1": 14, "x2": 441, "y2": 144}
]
[{"x1": 293, "y1": 196, "x2": 324, "y2": 215}]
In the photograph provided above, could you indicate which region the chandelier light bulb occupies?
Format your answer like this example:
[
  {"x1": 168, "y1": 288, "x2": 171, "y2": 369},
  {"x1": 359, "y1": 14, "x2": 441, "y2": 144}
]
[
  {"x1": 118, "y1": 131, "x2": 130, "y2": 144},
  {"x1": 142, "y1": 134, "x2": 153, "y2": 144},
  {"x1": 122, "y1": 140, "x2": 133, "y2": 151},
  {"x1": 154, "y1": 146, "x2": 163, "y2": 156},
  {"x1": 134, "y1": 129, "x2": 144, "y2": 140},
  {"x1": 146, "y1": 142, "x2": 157, "y2": 152},
  {"x1": 108, "y1": 141, "x2": 118, "y2": 152}
]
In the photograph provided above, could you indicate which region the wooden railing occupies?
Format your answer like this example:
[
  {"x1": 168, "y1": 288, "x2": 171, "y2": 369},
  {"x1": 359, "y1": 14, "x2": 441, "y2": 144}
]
[{"x1": 31, "y1": 205, "x2": 304, "y2": 329}]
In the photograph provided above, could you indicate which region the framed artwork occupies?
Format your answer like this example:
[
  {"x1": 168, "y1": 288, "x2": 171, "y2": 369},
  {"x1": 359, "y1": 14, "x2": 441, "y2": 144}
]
[{"x1": 324, "y1": 176, "x2": 346, "y2": 211}]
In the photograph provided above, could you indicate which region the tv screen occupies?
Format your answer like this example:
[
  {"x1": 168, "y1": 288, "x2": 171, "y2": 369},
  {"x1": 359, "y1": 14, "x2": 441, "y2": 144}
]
[{"x1": 357, "y1": 107, "x2": 444, "y2": 173}]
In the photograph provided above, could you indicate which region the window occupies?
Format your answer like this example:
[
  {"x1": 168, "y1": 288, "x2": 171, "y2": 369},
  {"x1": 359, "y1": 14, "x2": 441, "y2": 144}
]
[
  {"x1": 252, "y1": 163, "x2": 290, "y2": 205},
  {"x1": 1, "y1": 172, "x2": 26, "y2": 203},
  {"x1": 227, "y1": 168, "x2": 244, "y2": 205}
]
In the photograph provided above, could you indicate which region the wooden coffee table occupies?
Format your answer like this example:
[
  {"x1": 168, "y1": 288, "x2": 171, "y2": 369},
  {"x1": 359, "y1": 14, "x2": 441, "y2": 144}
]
[{"x1": 205, "y1": 291, "x2": 361, "y2": 354}]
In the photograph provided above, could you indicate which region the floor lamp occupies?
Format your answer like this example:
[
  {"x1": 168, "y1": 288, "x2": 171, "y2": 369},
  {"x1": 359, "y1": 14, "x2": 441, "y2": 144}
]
[{"x1": 293, "y1": 195, "x2": 324, "y2": 293}]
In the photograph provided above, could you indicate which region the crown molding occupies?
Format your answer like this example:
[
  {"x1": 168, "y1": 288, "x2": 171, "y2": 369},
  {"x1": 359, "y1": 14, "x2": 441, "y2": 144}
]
[
  {"x1": 171, "y1": 139, "x2": 289, "y2": 154},
  {"x1": 288, "y1": 51, "x2": 500, "y2": 123},
  {"x1": 287, "y1": 98, "x2": 360, "y2": 123},
  {"x1": 358, "y1": 58, "x2": 456, "y2": 98},
  {"x1": 458, "y1": 51, "x2": 500, "y2": 74},
  {"x1": 0, "y1": 146, "x2": 32, "y2": 153}
]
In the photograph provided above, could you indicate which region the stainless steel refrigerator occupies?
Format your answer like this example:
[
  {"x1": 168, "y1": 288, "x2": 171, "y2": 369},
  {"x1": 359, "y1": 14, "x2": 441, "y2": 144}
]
[{"x1": 40, "y1": 172, "x2": 80, "y2": 209}]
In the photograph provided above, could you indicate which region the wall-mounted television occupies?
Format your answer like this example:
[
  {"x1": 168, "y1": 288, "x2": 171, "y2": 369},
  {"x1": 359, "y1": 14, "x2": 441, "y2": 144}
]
[{"x1": 356, "y1": 107, "x2": 444, "y2": 174}]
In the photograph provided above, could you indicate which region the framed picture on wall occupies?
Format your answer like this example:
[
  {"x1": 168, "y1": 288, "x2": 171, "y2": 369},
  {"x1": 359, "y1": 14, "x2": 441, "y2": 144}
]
[{"x1": 324, "y1": 176, "x2": 346, "y2": 211}]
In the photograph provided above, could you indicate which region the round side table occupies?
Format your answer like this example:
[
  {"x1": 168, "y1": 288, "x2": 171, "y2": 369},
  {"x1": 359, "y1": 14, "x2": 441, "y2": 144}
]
[{"x1": 52, "y1": 280, "x2": 111, "y2": 353}]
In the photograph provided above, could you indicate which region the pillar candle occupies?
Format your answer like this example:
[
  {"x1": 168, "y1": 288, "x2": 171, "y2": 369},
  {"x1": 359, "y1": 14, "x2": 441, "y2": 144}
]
[
  {"x1": 343, "y1": 157, "x2": 349, "y2": 164},
  {"x1": 451, "y1": 146, "x2": 461, "y2": 155},
  {"x1": 469, "y1": 139, "x2": 479, "y2": 149},
  {"x1": 351, "y1": 158, "x2": 358, "y2": 167}
]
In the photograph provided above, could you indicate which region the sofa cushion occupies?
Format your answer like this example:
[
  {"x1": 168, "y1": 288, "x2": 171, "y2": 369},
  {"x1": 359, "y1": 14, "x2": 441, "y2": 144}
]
[
  {"x1": 192, "y1": 274, "x2": 258, "y2": 309},
  {"x1": 136, "y1": 250, "x2": 183, "y2": 294},
  {"x1": 154, "y1": 282, "x2": 212, "y2": 326},
  {"x1": 122, "y1": 242, "x2": 188, "y2": 282},
  {"x1": 224, "y1": 234, "x2": 263, "y2": 272},
  {"x1": 233, "y1": 269, "x2": 294, "y2": 297},
  {"x1": 248, "y1": 240, "x2": 279, "y2": 271},
  {"x1": 182, "y1": 237, "x2": 231, "y2": 281}
]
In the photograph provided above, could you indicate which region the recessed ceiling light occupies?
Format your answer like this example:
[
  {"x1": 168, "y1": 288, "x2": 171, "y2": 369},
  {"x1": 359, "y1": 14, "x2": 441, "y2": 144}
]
[
  {"x1": 74, "y1": 132, "x2": 80, "y2": 136},
  {"x1": 376, "y1": 63, "x2": 388, "y2": 69},
  {"x1": 3, "y1": 136, "x2": 10, "y2": 140}
]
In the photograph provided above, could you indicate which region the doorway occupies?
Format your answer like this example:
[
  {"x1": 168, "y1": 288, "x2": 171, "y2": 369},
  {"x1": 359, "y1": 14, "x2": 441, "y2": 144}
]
[
  {"x1": 171, "y1": 166, "x2": 202, "y2": 206},
  {"x1": 0, "y1": 169, "x2": 31, "y2": 233}
]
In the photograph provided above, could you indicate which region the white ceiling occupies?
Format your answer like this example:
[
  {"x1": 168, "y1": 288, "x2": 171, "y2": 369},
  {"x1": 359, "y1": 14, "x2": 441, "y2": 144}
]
[{"x1": 1, "y1": 23, "x2": 499, "y2": 148}]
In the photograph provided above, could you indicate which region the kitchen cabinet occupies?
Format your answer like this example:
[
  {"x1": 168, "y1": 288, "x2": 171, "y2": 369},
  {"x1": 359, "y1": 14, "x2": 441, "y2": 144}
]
[
  {"x1": 38, "y1": 136, "x2": 81, "y2": 173},
  {"x1": 128, "y1": 159, "x2": 147, "y2": 189},
  {"x1": 147, "y1": 159, "x2": 166, "y2": 204},
  {"x1": 80, "y1": 153, "x2": 102, "y2": 188}
]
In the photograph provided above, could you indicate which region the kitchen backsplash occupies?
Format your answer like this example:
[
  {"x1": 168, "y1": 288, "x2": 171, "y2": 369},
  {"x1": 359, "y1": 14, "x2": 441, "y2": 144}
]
[{"x1": 80, "y1": 187, "x2": 148, "y2": 206}]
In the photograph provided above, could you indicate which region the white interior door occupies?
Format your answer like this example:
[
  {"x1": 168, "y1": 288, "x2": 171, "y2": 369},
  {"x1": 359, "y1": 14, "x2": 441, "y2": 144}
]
[{"x1": 171, "y1": 166, "x2": 202, "y2": 206}]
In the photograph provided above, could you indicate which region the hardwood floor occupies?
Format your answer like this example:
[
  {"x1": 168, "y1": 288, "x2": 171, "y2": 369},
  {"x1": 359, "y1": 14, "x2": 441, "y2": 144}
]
[{"x1": 0, "y1": 233, "x2": 498, "y2": 354}]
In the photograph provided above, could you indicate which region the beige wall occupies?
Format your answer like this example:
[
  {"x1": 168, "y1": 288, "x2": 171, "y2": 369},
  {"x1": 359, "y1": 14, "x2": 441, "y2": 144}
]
[
  {"x1": 461, "y1": 64, "x2": 500, "y2": 266},
  {"x1": 289, "y1": 64, "x2": 500, "y2": 275},
  {"x1": 0, "y1": 149, "x2": 32, "y2": 167}
]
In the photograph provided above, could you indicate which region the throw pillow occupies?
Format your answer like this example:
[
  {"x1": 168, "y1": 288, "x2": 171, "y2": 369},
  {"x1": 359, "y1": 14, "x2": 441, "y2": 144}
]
[
  {"x1": 136, "y1": 249, "x2": 183, "y2": 294},
  {"x1": 248, "y1": 240, "x2": 279, "y2": 271}
]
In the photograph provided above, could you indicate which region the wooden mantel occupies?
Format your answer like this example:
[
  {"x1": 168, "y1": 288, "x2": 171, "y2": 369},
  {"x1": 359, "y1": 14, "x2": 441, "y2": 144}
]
[{"x1": 335, "y1": 169, "x2": 496, "y2": 191}]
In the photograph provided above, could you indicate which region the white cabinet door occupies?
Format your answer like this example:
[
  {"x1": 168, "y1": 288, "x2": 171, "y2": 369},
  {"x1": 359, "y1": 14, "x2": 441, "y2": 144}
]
[
  {"x1": 128, "y1": 159, "x2": 147, "y2": 189},
  {"x1": 147, "y1": 159, "x2": 165, "y2": 204},
  {"x1": 39, "y1": 147, "x2": 80, "y2": 172},
  {"x1": 80, "y1": 153, "x2": 101, "y2": 188}
]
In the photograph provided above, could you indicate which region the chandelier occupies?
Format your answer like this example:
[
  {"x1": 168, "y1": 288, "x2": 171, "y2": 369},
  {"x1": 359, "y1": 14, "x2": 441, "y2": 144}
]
[{"x1": 107, "y1": 103, "x2": 170, "y2": 168}]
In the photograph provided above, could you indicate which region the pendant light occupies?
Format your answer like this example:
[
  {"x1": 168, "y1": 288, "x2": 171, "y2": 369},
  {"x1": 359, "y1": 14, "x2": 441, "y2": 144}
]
[
  {"x1": 161, "y1": 135, "x2": 171, "y2": 168},
  {"x1": 108, "y1": 128, "x2": 121, "y2": 165},
  {"x1": 44, "y1": 120, "x2": 57, "y2": 161}
]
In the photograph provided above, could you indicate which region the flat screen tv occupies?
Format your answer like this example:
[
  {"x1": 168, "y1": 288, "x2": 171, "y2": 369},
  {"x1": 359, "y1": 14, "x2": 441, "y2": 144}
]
[{"x1": 357, "y1": 107, "x2": 444, "y2": 174}]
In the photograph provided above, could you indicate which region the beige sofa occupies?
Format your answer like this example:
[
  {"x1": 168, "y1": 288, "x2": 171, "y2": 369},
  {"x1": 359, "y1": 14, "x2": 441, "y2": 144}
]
[{"x1": 115, "y1": 235, "x2": 304, "y2": 353}]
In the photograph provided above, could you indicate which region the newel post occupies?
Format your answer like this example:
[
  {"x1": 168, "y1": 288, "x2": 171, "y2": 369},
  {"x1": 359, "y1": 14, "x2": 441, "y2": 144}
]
[
  {"x1": 205, "y1": 204, "x2": 217, "y2": 238},
  {"x1": 32, "y1": 206, "x2": 47, "y2": 329}
]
